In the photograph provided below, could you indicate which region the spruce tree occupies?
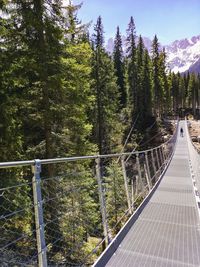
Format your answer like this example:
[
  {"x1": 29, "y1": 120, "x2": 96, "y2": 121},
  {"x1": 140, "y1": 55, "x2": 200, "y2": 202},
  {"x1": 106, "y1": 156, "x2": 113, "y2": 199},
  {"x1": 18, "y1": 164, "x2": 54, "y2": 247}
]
[
  {"x1": 143, "y1": 49, "x2": 152, "y2": 117},
  {"x1": 0, "y1": 2, "x2": 97, "y2": 263},
  {"x1": 188, "y1": 73, "x2": 197, "y2": 115},
  {"x1": 92, "y1": 17, "x2": 122, "y2": 154},
  {"x1": 197, "y1": 74, "x2": 200, "y2": 116},
  {"x1": 159, "y1": 48, "x2": 170, "y2": 116},
  {"x1": 170, "y1": 72, "x2": 180, "y2": 113},
  {"x1": 152, "y1": 35, "x2": 163, "y2": 117},
  {"x1": 126, "y1": 16, "x2": 137, "y2": 113},
  {"x1": 179, "y1": 77, "x2": 186, "y2": 115},
  {"x1": 113, "y1": 26, "x2": 126, "y2": 108},
  {"x1": 0, "y1": 2, "x2": 41, "y2": 260},
  {"x1": 136, "y1": 35, "x2": 145, "y2": 116}
]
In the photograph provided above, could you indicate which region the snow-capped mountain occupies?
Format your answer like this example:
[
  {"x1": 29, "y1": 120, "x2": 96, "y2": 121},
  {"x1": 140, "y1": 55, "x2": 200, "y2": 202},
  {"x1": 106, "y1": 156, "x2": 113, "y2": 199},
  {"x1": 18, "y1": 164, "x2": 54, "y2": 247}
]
[
  {"x1": 106, "y1": 35, "x2": 200, "y2": 73},
  {"x1": 165, "y1": 36, "x2": 200, "y2": 73}
]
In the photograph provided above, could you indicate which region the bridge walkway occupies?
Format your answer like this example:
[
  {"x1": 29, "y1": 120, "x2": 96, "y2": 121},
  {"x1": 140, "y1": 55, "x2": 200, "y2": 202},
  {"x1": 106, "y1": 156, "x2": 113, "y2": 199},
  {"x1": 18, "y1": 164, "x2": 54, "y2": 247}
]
[{"x1": 96, "y1": 120, "x2": 200, "y2": 267}]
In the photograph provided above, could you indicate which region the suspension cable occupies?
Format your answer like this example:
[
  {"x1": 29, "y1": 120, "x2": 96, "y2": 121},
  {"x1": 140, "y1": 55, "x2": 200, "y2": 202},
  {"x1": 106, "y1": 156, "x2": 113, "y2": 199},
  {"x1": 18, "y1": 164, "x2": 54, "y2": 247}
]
[
  {"x1": 125, "y1": 120, "x2": 157, "y2": 163},
  {"x1": 117, "y1": 113, "x2": 140, "y2": 163}
]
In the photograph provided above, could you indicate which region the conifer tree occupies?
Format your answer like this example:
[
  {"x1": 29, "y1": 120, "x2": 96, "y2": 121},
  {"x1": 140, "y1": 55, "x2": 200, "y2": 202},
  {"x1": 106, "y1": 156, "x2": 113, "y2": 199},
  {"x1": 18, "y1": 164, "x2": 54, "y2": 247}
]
[
  {"x1": 134, "y1": 36, "x2": 153, "y2": 128},
  {"x1": 152, "y1": 35, "x2": 163, "y2": 117},
  {"x1": 136, "y1": 35, "x2": 145, "y2": 115},
  {"x1": 188, "y1": 73, "x2": 197, "y2": 115},
  {"x1": 0, "y1": 4, "x2": 23, "y2": 164},
  {"x1": 159, "y1": 48, "x2": 170, "y2": 115},
  {"x1": 126, "y1": 16, "x2": 137, "y2": 113},
  {"x1": 170, "y1": 72, "x2": 180, "y2": 113},
  {"x1": 0, "y1": 2, "x2": 97, "y2": 263},
  {"x1": 0, "y1": 1, "x2": 46, "y2": 258},
  {"x1": 106, "y1": 162, "x2": 128, "y2": 234},
  {"x1": 92, "y1": 17, "x2": 122, "y2": 154},
  {"x1": 143, "y1": 49, "x2": 152, "y2": 117},
  {"x1": 179, "y1": 77, "x2": 186, "y2": 114},
  {"x1": 113, "y1": 26, "x2": 126, "y2": 108},
  {"x1": 197, "y1": 74, "x2": 200, "y2": 116}
]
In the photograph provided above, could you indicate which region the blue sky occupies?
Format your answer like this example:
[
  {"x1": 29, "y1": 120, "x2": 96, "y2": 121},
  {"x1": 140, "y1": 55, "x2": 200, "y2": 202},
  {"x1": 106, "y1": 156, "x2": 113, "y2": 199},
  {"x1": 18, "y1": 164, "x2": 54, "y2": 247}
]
[{"x1": 73, "y1": 0, "x2": 200, "y2": 44}]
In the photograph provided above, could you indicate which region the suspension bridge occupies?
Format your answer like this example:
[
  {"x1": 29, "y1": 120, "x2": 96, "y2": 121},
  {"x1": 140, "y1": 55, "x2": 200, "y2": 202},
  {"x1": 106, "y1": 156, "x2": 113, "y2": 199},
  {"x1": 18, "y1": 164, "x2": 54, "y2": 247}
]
[
  {"x1": 94, "y1": 120, "x2": 200, "y2": 267},
  {"x1": 0, "y1": 120, "x2": 200, "y2": 266}
]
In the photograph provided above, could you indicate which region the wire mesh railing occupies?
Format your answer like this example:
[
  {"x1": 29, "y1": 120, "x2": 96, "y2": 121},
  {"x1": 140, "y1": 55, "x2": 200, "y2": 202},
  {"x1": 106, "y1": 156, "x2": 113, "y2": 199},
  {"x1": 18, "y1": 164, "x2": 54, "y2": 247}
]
[
  {"x1": 0, "y1": 166, "x2": 38, "y2": 266},
  {"x1": 0, "y1": 124, "x2": 178, "y2": 266},
  {"x1": 186, "y1": 119, "x2": 200, "y2": 194}
]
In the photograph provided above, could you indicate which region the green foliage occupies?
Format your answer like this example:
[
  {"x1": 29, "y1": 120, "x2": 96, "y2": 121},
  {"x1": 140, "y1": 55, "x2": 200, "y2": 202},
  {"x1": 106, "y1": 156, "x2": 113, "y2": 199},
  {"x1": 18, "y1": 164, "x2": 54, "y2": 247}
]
[
  {"x1": 113, "y1": 26, "x2": 126, "y2": 108},
  {"x1": 105, "y1": 161, "x2": 128, "y2": 234},
  {"x1": 126, "y1": 16, "x2": 137, "y2": 111},
  {"x1": 1, "y1": 2, "x2": 200, "y2": 265},
  {"x1": 91, "y1": 17, "x2": 123, "y2": 155},
  {"x1": 0, "y1": 1, "x2": 97, "y2": 264},
  {"x1": 152, "y1": 35, "x2": 164, "y2": 117},
  {"x1": 143, "y1": 49, "x2": 153, "y2": 116},
  {"x1": 60, "y1": 41, "x2": 95, "y2": 156}
]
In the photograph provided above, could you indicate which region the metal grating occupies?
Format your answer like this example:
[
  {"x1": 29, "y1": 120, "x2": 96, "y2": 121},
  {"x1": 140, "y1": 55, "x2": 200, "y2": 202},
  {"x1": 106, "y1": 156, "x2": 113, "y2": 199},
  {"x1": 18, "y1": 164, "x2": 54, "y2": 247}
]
[{"x1": 104, "y1": 121, "x2": 200, "y2": 267}]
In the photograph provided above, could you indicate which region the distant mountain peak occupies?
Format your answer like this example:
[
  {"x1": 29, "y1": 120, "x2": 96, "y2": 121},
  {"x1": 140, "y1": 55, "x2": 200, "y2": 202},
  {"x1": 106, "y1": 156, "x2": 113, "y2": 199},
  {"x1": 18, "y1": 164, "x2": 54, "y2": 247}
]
[
  {"x1": 105, "y1": 34, "x2": 200, "y2": 74},
  {"x1": 165, "y1": 35, "x2": 200, "y2": 73}
]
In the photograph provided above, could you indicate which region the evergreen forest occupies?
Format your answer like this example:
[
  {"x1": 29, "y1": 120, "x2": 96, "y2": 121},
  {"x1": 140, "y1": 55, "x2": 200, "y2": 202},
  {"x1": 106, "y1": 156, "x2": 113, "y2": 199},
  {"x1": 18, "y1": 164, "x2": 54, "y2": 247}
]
[{"x1": 0, "y1": 1, "x2": 200, "y2": 266}]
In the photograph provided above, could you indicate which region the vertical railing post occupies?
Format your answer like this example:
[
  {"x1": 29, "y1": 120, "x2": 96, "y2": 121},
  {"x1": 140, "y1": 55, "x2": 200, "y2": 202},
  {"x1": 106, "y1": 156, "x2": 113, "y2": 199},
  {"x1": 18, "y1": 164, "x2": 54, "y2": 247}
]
[
  {"x1": 158, "y1": 147, "x2": 164, "y2": 170},
  {"x1": 136, "y1": 153, "x2": 143, "y2": 191},
  {"x1": 145, "y1": 152, "x2": 152, "y2": 190},
  {"x1": 155, "y1": 148, "x2": 161, "y2": 174},
  {"x1": 131, "y1": 178, "x2": 134, "y2": 209},
  {"x1": 32, "y1": 159, "x2": 47, "y2": 267},
  {"x1": 95, "y1": 157, "x2": 110, "y2": 246},
  {"x1": 164, "y1": 144, "x2": 169, "y2": 160},
  {"x1": 151, "y1": 150, "x2": 157, "y2": 178},
  {"x1": 158, "y1": 146, "x2": 164, "y2": 168},
  {"x1": 135, "y1": 175, "x2": 139, "y2": 196},
  {"x1": 161, "y1": 146, "x2": 166, "y2": 167},
  {"x1": 161, "y1": 146, "x2": 165, "y2": 162},
  {"x1": 121, "y1": 155, "x2": 132, "y2": 214},
  {"x1": 162, "y1": 145, "x2": 166, "y2": 161}
]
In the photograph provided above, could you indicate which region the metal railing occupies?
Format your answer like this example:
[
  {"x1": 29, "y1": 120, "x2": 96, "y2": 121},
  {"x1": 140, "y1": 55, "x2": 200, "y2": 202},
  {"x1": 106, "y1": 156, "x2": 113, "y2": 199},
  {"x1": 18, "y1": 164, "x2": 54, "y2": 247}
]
[
  {"x1": 0, "y1": 123, "x2": 178, "y2": 266},
  {"x1": 186, "y1": 120, "x2": 200, "y2": 194}
]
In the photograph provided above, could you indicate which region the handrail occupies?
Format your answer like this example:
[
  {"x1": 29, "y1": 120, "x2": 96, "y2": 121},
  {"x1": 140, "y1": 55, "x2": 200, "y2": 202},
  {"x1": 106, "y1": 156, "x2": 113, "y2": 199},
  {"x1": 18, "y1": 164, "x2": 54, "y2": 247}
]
[
  {"x1": 92, "y1": 120, "x2": 179, "y2": 267},
  {"x1": 0, "y1": 120, "x2": 178, "y2": 267},
  {"x1": 186, "y1": 119, "x2": 200, "y2": 195},
  {"x1": 0, "y1": 121, "x2": 178, "y2": 169},
  {"x1": 187, "y1": 119, "x2": 200, "y2": 154}
]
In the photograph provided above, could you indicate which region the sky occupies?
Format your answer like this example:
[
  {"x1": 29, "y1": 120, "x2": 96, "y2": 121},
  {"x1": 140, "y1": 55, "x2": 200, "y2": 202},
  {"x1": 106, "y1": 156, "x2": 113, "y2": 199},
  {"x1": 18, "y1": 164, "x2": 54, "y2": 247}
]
[{"x1": 72, "y1": 0, "x2": 200, "y2": 45}]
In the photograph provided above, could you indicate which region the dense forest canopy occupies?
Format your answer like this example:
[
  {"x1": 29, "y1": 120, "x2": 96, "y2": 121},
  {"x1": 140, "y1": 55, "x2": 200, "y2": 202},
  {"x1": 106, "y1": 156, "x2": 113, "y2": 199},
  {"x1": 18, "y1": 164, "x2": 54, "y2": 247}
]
[
  {"x1": 0, "y1": 1, "x2": 200, "y2": 163},
  {"x1": 0, "y1": 1, "x2": 200, "y2": 265}
]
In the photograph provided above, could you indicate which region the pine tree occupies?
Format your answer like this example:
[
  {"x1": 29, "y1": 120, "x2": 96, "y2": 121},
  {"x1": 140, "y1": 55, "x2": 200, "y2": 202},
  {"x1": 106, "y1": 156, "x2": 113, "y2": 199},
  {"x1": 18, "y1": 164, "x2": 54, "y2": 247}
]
[
  {"x1": 0, "y1": 5, "x2": 23, "y2": 164},
  {"x1": 197, "y1": 74, "x2": 200, "y2": 116},
  {"x1": 136, "y1": 35, "x2": 145, "y2": 115},
  {"x1": 0, "y1": 2, "x2": 97, "y2": 263},
  {"x1": 126, "y1": 16, "x2": 137, "y2": 113},
  {"x1": 170, "y1": 72, "x2": 180, "y2": 113},
  {"x1": 45, "y1": 3, "x2": 98, "y2": 262},
  {"x1": 188, "y1": 73, "x2": 197, "y2": 115},
  {"x1": 159, "y1": 48, "x2": 170, "y2": 115},
  {"x1": 151, "y1": 35, "x2": 163, "y2": 117},
  {"x1": 179, "y1": 77, "x2": 186, "y2": 115},
  {"x1": 113, "y1": 26, "x2": 126, "y2": 108},
  {"x1": 167, "y1": 71, "x2": 173, "y2": 114},
  {"x1": 92, "y1": 17, "x2": 122, "y2": 154},
  {"x1": 106, "y1": 161, "x2": 128, "y2": 234},
  {"x1": 0, "y1": 2, "x2": 38, "y2": 259},
  {"x1": 143, "y1": 49, "x2": 152, "y2": 117}
]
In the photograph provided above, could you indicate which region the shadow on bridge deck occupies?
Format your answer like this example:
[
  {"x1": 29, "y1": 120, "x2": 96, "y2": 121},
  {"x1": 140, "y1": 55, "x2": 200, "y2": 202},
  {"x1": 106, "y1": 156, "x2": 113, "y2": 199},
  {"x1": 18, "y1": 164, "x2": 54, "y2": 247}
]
[{"x1": 93, "y1": 120, "x2": 200, "y2": 267}]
